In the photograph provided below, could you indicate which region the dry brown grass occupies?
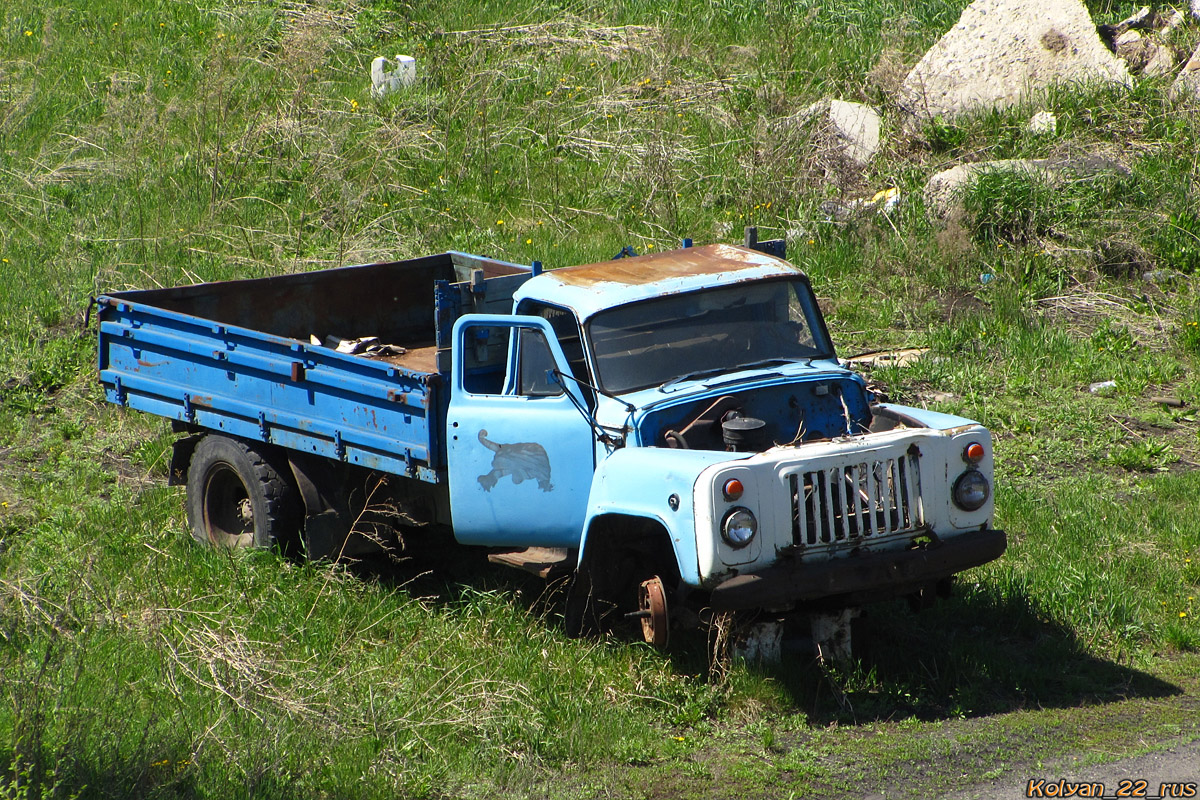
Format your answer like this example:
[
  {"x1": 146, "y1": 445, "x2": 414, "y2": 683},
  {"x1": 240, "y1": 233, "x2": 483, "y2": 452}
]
[
  {"x1": 437, "y1": 16, "x2": 658, "y2": 61},
  {"x1": 1035, "y1": 288, "x2": 1176, "y2": 347}
]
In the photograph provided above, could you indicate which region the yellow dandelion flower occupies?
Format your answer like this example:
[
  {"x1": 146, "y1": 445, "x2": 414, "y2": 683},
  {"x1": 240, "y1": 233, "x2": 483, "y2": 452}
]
[
  {"x1": 525, "y1": 238, "x2": 532, "y2": 244},
  {"x1": 496, "y1": 220, "x2": 505, "y2": 226},
  {"x1": 25, "y1": 30, "x2": 33, "y2": 36},
  {"x1": 1181, "y1": 612, "x2": 1189, "y2": 619}
]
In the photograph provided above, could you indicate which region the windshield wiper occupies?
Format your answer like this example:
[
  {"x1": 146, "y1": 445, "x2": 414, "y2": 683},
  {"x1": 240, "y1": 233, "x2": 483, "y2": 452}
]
[
  {"x1": 658, "y1": 357, "x2": 812, "y2": 391},
  {"x1": 658, "y1": 366, "x2": 730, "y2": 391}
]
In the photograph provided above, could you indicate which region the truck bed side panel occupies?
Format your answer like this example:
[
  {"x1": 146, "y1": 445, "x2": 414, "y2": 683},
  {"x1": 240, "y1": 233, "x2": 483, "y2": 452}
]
[
  {"x1": 98, "y1": 299, "x2": 444, "y2": 481},
  {"x1": 97, "y1": 253, "x2": 536, "y2": 483}
]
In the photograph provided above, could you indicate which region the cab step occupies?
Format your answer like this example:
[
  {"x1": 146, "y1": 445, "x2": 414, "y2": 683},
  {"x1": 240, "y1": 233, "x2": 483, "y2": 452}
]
[{"x1": 487, "y1": 547, "x2": 575, "y2": 580}]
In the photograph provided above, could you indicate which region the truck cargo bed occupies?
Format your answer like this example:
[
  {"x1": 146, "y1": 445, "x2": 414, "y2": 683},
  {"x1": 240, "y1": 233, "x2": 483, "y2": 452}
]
[{"x1": 97, "y1": 252, "x2": 534, "y2": 483}]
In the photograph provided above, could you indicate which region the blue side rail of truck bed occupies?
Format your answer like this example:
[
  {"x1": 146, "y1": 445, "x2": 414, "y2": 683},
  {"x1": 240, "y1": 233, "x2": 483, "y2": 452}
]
[{"x1": 96, "y1": 251, "x2": 537, "y2": 483}]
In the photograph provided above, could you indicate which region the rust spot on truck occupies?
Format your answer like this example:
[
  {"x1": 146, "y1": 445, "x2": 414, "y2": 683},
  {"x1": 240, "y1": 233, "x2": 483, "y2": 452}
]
[{"x1": 549, "y1": 244, "x2": 792, "y2": 287}]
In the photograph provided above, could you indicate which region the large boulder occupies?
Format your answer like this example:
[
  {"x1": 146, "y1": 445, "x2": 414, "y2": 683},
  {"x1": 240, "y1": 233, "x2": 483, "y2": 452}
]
[
  {"x1": 796, "y1": 99, "x2": 882, "y2": 168},
  {"x1": 899, "y1": 0, "x2": 1132, "y2": 123}
]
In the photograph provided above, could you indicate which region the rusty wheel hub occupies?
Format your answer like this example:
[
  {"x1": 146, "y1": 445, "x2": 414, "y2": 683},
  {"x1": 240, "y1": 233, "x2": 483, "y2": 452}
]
[{"x1": 638, "y1": 576, "x2": 669, "y2": 650}]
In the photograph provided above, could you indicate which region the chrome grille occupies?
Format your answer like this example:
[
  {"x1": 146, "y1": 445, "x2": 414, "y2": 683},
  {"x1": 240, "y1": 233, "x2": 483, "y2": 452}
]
[{"x1": 789, "y1": 454, "x2": 923, "y2": 546}]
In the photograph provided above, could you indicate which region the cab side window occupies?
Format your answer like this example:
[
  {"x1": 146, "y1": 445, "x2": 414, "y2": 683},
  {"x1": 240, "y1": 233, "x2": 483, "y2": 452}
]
[
  {"x1": 517, "y1": 301, "x2": 592, "y2": 384},
  {"x1": 516, "y1": 329, "x2": 563, "y2": 396}
]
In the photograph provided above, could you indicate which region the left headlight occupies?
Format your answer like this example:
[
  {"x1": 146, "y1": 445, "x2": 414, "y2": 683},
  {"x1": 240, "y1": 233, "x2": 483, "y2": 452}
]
[
  {"x1": 952, "y1": 469, "x2": 990, "y2": 511},
  {"x1": 722, "y1": 508, "x2": 757, "y2": 548}
]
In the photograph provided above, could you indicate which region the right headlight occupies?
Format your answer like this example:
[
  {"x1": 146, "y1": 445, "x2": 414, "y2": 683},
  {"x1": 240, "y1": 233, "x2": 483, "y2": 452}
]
[
  {"x1": 722, "y1": 507, "x2": 757, "y2": 548},
  {"x1": 952, "y1": 469, "x2": 990, "y2": 511}
]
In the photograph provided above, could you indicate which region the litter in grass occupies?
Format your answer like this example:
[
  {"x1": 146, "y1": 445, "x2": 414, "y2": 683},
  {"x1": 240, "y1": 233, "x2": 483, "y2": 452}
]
[
  {"x1": 371, "y1": 55, "x2": 416, "y2": 98},
  {"x1": 820, "y1": 187, "x2": 900, "y2": 222},
  {"x1": 1150, "y1": 396, "x2": 1185, "y2": 408}
]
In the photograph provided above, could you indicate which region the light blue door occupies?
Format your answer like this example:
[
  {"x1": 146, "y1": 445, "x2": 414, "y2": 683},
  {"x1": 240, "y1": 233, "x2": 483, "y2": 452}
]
[{"x1": 447, "y1": 315, "x2": 597, "y2": 547}]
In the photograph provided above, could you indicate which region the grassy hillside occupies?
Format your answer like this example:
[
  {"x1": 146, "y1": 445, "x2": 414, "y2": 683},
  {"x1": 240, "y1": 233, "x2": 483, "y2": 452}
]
[{"x1": 2, "y1": 0, "x2": 1199, "y2": 797}]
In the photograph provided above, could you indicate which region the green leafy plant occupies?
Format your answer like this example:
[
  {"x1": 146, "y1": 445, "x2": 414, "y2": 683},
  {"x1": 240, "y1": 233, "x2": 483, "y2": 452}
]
[{"x1": 1108, "y1": 439, "x2": 1176, "y2": 471}]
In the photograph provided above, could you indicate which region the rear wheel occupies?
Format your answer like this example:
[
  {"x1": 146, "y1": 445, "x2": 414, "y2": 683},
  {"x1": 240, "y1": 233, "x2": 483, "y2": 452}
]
[{"x1": 185, "y1": 436, "x2": 300, "y2": 550}]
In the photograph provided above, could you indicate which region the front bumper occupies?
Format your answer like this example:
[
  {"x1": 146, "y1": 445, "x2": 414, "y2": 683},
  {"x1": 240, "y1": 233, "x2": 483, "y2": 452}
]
[{"x1": 708, "y1": 529, "x2": 1006, "y2": 611}]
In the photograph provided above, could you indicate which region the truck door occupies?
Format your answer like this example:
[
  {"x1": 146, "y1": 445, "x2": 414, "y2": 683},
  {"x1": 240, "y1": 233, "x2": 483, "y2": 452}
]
[{"x1": 447, "y1": 315, "x2": 596, "y2": 547}]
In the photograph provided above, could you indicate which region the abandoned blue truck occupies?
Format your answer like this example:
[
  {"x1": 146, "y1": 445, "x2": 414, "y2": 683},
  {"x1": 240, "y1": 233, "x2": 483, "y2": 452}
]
[{"x1": 97, "y1": 236, "x2": 1005, "y2": 650}]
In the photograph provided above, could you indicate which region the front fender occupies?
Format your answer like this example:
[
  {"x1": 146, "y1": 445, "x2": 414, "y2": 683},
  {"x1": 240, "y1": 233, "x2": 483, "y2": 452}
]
[{"x1": 579, "y1": 447, "x2": 743, "y2": 586}]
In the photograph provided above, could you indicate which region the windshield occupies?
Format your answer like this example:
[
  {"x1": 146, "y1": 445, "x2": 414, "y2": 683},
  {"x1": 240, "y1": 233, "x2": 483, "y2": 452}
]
[{"x1": 587, "y1": 278, "x2": 832, "y2": 393}]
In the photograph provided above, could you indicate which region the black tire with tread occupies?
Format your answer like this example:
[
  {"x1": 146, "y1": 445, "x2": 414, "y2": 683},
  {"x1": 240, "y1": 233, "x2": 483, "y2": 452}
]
[{"x1": 185, "y1": 435, "x2": 300, "y2": 550}]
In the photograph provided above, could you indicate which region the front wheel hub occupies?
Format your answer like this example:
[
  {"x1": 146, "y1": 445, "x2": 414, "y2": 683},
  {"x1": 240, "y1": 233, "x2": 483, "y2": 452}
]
[{"x1": 638, "y1": 576, "x2": 669, "y2": 650}]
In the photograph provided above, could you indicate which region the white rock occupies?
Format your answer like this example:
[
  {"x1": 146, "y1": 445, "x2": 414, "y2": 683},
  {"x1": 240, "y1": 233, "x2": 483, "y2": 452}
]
[
  {"x1": 898, "y1": 0, "x2": 1132, "y2": 122},
  {"x1": 735, "y1": 621, "x2": 783, "y2": 664},
  {"x1": 1028, "y1": 110, "x2": 1058, "y2": 134},
  {"x1": 797, "y1": 98, "x2": 882, "y2": 167},
  {"x1": 370, "y1": 55, "x2": 416, "y2": 99},
  {"x1": 1170, "y1": 43, "x2": 1200, "y2": 101},
  {"x1": 1192, "y1": 0, "x2": 1200, "y2": 22},
  {"x1": 1116, "y1": 6, "x2": 1151, "y2": 30},
  {"x1": 1114, "y1": 30, "x2": 1142, "y2": 46},
  {"x1": 1142, "y1": 42, "x2": 1176, "y2": 77}
]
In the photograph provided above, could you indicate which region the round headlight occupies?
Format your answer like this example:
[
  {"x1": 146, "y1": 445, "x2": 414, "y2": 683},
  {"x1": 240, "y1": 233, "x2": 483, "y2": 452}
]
[
  {"x1": 953, "y1": 469, "x2": 990, "y2": 511},
  {"x1": 722, "y1": 508, "x2": 757, "y2": 548}
]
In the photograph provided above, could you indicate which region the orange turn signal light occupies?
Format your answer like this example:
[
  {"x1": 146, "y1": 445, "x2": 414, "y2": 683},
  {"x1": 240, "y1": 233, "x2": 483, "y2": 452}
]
[
  {"x1": 964, "y1": 442, "x2": 985, "y2": 463},
  {"x1": 723, "y1": 479, "x2": 744, "y2": 501}
]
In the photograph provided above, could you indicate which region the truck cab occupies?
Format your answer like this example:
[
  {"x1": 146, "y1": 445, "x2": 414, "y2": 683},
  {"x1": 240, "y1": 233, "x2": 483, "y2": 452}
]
[{"x1": 444, "y1": 242, "x2": 1005, "y2": 644}]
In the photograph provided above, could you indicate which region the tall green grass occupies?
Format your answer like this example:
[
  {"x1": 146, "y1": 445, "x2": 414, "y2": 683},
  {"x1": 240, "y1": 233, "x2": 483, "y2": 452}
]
[{"x1": 3, "y1": 0, "x2": 1199, "y2": 796}]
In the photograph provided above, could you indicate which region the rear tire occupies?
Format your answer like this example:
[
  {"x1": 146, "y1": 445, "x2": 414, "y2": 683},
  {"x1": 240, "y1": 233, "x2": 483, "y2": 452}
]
[{"x1": 185, "y1": 436, "x2": 300, "y2": 550}]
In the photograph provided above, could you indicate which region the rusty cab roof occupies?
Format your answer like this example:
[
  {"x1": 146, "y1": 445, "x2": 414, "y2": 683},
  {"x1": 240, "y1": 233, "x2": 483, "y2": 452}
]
[{"x1": 512, "y1": 243, "x2": 806, "y2": 322}]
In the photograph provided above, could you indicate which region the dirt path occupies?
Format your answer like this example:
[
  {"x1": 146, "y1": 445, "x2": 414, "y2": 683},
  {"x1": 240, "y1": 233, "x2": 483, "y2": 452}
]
[{"x1": 947, "y1": 739, "x2": 1200, "y2": 800}]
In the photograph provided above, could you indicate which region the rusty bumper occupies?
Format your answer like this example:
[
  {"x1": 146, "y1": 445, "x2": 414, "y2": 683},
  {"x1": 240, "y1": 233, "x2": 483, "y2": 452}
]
[{"x1": 709, "y1": 529, "x2": 1007, "y2": 611}]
